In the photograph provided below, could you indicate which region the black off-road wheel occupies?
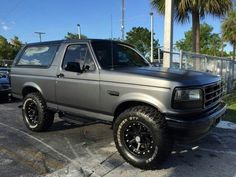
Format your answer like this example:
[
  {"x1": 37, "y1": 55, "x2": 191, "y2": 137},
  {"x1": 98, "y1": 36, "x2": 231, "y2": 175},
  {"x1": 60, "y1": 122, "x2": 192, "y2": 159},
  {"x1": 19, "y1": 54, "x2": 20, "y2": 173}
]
[
  {"x1": 113, "y1": 106, "x2": 173, "y2": 169},
  {"x1": 22, "y1": 92, "x2": 54, "y2": 132}
]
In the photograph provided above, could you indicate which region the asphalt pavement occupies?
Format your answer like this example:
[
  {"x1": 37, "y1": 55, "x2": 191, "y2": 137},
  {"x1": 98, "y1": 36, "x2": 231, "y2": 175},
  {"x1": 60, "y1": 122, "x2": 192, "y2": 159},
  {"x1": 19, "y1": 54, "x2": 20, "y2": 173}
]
[{"x1": 0, "y1": 99, "x2": 236, "y2": 177}]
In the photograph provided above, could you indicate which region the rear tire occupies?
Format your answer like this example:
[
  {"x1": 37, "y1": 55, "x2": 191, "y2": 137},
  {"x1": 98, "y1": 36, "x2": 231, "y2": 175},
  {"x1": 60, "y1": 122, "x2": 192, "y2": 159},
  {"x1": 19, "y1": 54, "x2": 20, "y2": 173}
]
[
  {"x1": 22, "y1": 92, "x2": 54, "y2": 132},
  {"x1": 113, "y1": 106, "x2": 173, "y2": 169}
]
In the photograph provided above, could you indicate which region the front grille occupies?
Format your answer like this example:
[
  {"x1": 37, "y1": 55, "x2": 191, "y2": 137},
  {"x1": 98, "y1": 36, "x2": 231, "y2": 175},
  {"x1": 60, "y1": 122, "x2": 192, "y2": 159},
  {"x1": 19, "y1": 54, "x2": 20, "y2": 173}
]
[{"x1": 204, "y1": 82, "x2": 223, "y2": 108}]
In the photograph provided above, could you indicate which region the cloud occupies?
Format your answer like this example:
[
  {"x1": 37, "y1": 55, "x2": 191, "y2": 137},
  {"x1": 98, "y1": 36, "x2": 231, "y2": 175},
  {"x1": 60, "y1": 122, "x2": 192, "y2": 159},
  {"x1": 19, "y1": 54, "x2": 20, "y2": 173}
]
[
  {"x1": 0, "y1": 20, "x2": 11, "y2": 31},
  {"x1": 2, "y1": 25, "x2": 9, "y2": 31}
]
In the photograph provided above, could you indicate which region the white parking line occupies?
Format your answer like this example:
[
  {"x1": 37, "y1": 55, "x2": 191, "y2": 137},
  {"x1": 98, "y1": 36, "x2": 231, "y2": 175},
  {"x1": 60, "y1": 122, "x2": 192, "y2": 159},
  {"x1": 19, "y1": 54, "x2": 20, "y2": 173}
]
[
  {"x1": 178, "y1": 144, "x2": 236, "y2": 156},
  {"x1": 0, "y1": 122, "x2": 77, "y2": 166},
  {"x1": 197, "y1": 147, "x2": 236, "y2": 156},
  {"x1": 0, "y1": 122, "x2": 101, "y2": 176}
]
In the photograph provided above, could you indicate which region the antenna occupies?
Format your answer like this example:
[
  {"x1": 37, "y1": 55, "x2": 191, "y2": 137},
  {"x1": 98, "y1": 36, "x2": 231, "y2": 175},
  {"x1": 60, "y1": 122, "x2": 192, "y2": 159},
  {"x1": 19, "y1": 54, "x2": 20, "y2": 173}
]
[{"x1": 121, "y1": 0, "x2": 125, "y2": 40}]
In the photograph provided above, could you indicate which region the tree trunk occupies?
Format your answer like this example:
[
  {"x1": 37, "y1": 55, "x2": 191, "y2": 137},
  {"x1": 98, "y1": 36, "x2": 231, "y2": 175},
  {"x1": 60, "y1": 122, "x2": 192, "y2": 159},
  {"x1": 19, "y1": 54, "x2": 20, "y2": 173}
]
[{"x1": 192, "y1": 8, "x2": 201, "y2": 70}]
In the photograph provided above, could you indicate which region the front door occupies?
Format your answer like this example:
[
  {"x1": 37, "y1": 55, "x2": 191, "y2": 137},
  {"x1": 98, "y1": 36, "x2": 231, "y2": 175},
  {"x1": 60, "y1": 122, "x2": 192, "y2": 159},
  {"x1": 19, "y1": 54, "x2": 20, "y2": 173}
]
[{"x1": 55, "y1": 43, "x2": 100, "y2": 116}]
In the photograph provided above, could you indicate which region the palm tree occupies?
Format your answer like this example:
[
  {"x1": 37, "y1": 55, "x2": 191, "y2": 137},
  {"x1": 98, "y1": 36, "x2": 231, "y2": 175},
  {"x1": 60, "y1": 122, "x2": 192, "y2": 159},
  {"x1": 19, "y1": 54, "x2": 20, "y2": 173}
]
[
  {"x1": 151, "y1": 0, "x2": 232, "y2": 54},
  {"x1": 221, "y1": 8, "x2": 236, "y2": 60},
  {"x1": 65, "y1": 32, "x2": 87, "y2": 40}
]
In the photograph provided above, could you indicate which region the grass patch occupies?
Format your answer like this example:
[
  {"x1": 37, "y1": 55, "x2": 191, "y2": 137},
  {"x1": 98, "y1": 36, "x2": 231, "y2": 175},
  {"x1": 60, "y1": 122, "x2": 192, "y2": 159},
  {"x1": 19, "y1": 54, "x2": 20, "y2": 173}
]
[{"x1": 223, "y1": 90, "x2": 236, "y2": 123}]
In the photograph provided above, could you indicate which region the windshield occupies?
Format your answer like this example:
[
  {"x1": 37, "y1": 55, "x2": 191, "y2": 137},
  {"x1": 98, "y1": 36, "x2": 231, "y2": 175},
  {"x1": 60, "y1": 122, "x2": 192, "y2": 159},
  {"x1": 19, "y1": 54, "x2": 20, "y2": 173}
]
[{"x1": 92, "y1": 41, "x2": 150, "y2": 69}]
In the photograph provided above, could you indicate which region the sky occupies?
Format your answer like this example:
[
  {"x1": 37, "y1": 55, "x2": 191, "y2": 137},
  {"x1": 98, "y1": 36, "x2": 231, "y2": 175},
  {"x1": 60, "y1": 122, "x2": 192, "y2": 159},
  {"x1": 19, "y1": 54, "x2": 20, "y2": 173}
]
[{"x1": 0, "y1": 0, "x2": 232, "y2": 52}]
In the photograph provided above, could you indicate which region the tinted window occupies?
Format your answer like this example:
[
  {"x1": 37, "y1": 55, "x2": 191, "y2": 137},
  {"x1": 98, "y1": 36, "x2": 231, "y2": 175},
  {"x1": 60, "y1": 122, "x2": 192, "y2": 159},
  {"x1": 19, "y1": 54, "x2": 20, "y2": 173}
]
[
  {"x1": 92, "y1": 41, "x2": 149, "y2": 69},
  {"x1": 62, "y1": 44, "x2": 95, "y2": 71},
  {"x1": 17, "y1": 45, "x2": 58, "y2": 67}
]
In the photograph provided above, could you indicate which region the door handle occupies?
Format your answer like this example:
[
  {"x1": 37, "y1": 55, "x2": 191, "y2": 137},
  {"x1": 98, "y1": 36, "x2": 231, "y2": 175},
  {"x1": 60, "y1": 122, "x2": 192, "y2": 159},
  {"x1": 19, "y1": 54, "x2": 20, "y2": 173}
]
[
  {"x1": 56, "y1": 73, "x2": 64, "y2": 78},
  {"x1": 107, "y1": 90, "x2": 120, "y2": 96}
]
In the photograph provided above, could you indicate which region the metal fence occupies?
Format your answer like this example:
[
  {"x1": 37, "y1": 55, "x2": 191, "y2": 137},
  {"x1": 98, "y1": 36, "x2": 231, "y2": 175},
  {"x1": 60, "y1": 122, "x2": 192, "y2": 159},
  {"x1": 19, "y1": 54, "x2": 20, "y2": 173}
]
[{"x1": 156, "y1": 50, "x2": 236, "y2": 93}]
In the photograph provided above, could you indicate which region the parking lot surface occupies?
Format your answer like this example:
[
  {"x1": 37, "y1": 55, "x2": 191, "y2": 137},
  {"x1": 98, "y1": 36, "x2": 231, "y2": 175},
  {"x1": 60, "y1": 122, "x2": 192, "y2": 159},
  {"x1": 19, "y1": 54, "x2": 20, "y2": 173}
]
[{"x1": 0, "y1": 100, "x2": 236, "y2": 177}]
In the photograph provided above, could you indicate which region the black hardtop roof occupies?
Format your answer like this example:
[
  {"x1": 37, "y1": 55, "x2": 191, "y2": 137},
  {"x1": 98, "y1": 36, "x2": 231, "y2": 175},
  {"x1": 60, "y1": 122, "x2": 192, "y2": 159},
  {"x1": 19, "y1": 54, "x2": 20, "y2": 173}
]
[{"x1": 25, "y1": 39, "x2": 130, "y2": 46}]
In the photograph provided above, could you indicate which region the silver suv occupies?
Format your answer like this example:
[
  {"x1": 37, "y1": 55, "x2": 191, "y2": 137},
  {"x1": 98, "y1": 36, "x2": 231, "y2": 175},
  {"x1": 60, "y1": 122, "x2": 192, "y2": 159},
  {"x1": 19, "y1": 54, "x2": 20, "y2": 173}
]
[{"x1": 11, "y1": 39, "x2": 226, "y2": 169}]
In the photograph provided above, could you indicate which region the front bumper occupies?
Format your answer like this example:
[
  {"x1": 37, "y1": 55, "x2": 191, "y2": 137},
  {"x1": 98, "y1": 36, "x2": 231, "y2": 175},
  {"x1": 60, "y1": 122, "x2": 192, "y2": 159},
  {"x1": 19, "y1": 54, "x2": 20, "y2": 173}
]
[{"x1": 166, "y1": 102, "x2": 227, "y2": 141}]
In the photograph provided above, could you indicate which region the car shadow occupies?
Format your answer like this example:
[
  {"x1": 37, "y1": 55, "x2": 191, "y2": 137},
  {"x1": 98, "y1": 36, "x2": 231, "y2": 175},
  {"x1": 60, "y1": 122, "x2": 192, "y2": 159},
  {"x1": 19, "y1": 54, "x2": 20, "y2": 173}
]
[
  {"x1": 93, "y1": 129, "x2": 236, "y2": 177},
  {"x1": 0, "y1": 97, "x2": 21, "y2": 104},
  {"x1": 48, "y1": 119, "x2": 111, "y2": 132},
  {"x1": 155, "y1": 130, "x2": 236, "y2": 177}
]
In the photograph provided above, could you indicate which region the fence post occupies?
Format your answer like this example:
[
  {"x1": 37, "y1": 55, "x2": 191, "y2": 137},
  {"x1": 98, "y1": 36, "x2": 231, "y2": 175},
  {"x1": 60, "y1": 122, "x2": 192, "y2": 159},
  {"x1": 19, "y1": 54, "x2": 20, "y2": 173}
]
[
  {"x1": 158, "y1": 48, "x2": 161, "y2": 64},
  {"x1": 205, "y1": 56, "x2": 208, "y2": 72},
  {"x1": 179, "y1": 50, "x2": 183, "y2": 69},
  {"x1": 233, "y1": 61, "x2": 235, "y2": 89},
  {"x1": 220, "y1": 59, "x2": 223, "y2": 76}
]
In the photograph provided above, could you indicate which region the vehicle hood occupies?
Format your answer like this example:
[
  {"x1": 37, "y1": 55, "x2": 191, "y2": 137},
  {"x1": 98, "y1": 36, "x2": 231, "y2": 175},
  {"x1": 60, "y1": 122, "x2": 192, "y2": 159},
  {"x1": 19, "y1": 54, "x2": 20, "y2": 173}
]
[{"x1": 100, "y1": 66, "x2": 221, "y2": 88}]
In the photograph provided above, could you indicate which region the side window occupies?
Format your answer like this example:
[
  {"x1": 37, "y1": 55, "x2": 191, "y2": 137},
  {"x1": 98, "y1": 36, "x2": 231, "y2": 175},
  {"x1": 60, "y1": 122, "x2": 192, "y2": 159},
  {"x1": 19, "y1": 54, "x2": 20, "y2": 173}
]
[
  {"x1": 62, "y1": 44, "x2": 95, "y2": 72},
  {"x1": 17, "y1": 45, "x2": 58, "y2": 67}
]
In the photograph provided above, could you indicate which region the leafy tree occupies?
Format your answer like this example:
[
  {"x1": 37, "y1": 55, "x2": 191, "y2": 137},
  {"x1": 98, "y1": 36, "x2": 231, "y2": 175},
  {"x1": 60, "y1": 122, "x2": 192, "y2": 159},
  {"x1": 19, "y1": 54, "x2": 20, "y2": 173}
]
[
  {"x1": 11, "y1": 36, "x2": 22, "y2": 49},
  {"x1": 176, "y1": 23, "x2": 225, "y2": 56},
  {"x1": 65, "y1": 32, "x2": 87, "y2": 40},
  {"x1": 151, "y1": 0, "x2": 232, "y2": 54},
  {"x1": 0, "y1": 35, "x2": 23, "y2": 61},
  {"x1": 0, "y1": 35, "x2": 9, "y2": 60},
  {"x1": 10, "y1": 36, "x2": 23, "y2": 59},
  {"x1": 125, "y1": 27, "x2": 160, "y2": 60},
  {"x1": 222, "y1": 5, "x2": 236, "y2": 60}
]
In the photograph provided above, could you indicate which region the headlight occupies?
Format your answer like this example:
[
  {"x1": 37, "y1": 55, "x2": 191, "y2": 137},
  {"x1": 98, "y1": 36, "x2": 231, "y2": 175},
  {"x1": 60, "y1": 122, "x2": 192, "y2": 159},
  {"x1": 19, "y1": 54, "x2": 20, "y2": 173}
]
[{"x1": 173, "y1": 89, "x2": 203, "y2": 109}]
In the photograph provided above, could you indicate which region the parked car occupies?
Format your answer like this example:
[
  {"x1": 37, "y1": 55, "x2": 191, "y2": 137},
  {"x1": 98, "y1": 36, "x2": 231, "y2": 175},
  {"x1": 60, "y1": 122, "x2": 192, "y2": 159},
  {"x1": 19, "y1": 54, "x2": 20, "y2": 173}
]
[
  {"x1": 0, "y1": 67, "x2": 10, "y2": 74},
  {"x1": 0, "y1": 70, "x2": 11, "y2": 99},
  {"x1": 11, "y1": 39, "x2": 226, "y2": 169}
]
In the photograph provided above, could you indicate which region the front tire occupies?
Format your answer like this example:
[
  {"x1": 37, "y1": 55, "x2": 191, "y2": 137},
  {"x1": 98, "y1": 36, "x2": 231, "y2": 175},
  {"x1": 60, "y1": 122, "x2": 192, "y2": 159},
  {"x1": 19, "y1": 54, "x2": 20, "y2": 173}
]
[
  {"x1": 113, "y1": 106, "x2": 173, "y2": 169},
  {"x1": 22, "y1": 92, "x2": 54, "y2": 132}
]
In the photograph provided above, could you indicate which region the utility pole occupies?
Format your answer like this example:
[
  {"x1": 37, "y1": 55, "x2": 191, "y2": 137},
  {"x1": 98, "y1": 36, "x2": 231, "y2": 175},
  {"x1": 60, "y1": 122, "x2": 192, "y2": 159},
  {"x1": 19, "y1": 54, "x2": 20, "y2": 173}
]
[
  {"x1": 163, "y1": 0, "x2": 174, "y2": 68},
  {"x1": 34, "y1": 32, "x2": 45, "y2": 42},
  {"x1": 121, "y1": 0, "x2": 125, "y2": 40},
  {"x1": 111, "y1": 15, "x2": 113, "y2": 40},
  {"x1": 150, "y1": 12, "x2": 154, "y2": 63},
  {"x1": 77, "y1": 24, "x2": 81, "y2": 39}
]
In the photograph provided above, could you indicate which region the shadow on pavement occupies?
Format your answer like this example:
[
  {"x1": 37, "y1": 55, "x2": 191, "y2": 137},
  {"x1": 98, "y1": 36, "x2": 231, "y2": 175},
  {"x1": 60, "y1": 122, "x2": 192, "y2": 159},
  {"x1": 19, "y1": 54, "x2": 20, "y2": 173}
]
[
  {"x1": 48, "y1": 120, "x2": 106, "y2": 132},
  {"x1": 0, "y1": 97, "x2": 21, "y2": 104}
]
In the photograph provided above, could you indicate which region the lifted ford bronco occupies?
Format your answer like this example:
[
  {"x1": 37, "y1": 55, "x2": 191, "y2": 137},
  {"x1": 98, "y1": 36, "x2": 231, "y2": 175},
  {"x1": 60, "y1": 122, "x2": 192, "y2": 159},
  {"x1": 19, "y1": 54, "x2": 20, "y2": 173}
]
[{"x1": 11, "y1": 39, "x2": 226, "y2": 169}]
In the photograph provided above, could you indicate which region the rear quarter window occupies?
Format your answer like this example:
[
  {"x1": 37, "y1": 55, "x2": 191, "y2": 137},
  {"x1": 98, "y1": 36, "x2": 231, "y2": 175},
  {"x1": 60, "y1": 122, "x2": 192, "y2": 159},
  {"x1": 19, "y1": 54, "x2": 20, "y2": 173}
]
[{"x1": 16, "y1": 45, "x2": 59, "y2": 67}]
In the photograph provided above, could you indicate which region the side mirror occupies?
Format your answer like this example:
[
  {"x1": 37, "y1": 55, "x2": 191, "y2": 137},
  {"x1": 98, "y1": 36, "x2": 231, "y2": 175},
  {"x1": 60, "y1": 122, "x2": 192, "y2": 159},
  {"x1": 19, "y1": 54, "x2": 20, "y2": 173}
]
[
  {"x1": 82, "y1": 65, "x2": 90, "y2": 71},
  {"x1": 65, "y1": 62, "x2": 82, "y2": 73}
]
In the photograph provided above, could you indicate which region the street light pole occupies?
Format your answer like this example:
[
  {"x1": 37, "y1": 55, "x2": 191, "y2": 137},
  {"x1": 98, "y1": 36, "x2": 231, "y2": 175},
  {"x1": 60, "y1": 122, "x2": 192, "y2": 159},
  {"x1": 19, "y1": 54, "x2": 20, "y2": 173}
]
[
  {"x1": 150, "y1": 12, "x2": 154, "y2": 63},
  {"x1": 121, "y1": 0, "x2": 125, "y2": 40},
  {"x1": 34, "y1": 32, "x2": 45, "y2": 42},
  {"x1": 77, "y1": 24, "x2": 81, "y2": 39}
]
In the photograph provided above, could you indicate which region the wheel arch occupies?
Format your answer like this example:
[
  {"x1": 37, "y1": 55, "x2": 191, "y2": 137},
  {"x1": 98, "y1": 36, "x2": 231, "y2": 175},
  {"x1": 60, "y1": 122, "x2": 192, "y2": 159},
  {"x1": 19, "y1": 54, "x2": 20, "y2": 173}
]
[
  {"x1": 113, "y1": 98, "x2": 166, "y2": 125},
  {"x1": 22, "y1": 82, "x2": 43, "y2": 98}
]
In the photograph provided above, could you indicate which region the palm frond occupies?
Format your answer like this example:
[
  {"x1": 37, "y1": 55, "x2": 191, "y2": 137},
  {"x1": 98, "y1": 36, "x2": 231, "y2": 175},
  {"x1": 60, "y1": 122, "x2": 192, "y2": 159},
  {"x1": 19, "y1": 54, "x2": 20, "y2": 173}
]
[
  {"x1": 151, "y1": 0, "x2": 165, "y2": 14},
  {"x1": 151, "y1": 0, "x2": 233, "y2": 22},
  {"x1": 203, "y1": 0, "x2": 232, "y2": 17}
]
